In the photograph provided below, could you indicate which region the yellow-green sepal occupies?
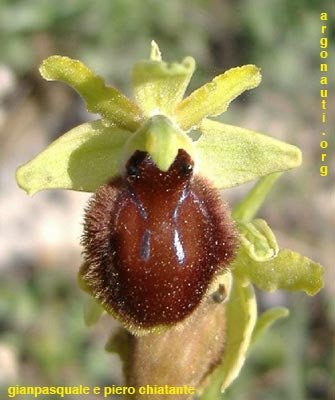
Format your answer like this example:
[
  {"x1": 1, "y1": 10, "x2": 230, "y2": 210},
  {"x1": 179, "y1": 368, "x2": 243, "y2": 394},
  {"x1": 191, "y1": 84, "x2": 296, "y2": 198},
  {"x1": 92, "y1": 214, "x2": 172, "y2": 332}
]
[
  {"x1": 195, "y1": 119, "x2": 302, "y2": 189},
  {"x1": 132, "y1": 49, "x2": 195, "y2": 118},
  {"x1": 176, "y1": 65, "x2": 261, "y2": 131},
  {"x1": 121, "y1": 115, "x2": 195, "y2": 172},
  {"x1": 16, "y1": 120, "x2": 132, "y2": 195},
  {"x1": 40, "y1": 56, "x2": 142, "y2": 131}
]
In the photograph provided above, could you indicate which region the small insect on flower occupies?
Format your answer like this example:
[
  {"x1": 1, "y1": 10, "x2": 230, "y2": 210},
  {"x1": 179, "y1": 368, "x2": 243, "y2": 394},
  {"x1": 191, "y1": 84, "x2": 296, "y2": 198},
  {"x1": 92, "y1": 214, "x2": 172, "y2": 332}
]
[{"x1": 80, "y1": 148, "x2": 237, "y2": 333}]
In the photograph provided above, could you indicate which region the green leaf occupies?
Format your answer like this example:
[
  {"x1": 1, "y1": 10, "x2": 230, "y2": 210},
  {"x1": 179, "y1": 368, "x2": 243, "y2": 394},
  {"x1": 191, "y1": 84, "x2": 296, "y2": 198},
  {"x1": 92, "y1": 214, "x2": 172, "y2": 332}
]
[
  {"x1": 233, "y1": 248, "x2": 324, "y2": 295},
  {"x1": 238, "y1": 219, "x2": 279, "y2": 262},
  {"x1": 132, "y1": 56, "x2": 195, "y2": 118},
  {"x1": 251, "y1": 307, "x2": 289, "y2": 346},
  {"x1": 195, "y1": 119, "x2": 302, "y2": 189},
  {"x1": 16, "y1": 120, "x2": 132, "y2": 195},
  {"x1": 105, "y1": 328, "x2": 129, "y2": 364},
  {"x1": 176, "y1": 65, "x2": 261, "y2": 131},
  {"x1": 40, "y1": 56, "x2": 142, "y2": 131},
  {"x1": 201, "y1": 279, "x2": 257, "y2": 399},
  {"x1": 83, "y1": 296, "x2": 104, "y2": 326},
  {"x1": 121, "y1": 115, "x2": 195, "y2": 172},
  {"x1": 232, "y1": 172, "x2": 282, "y2": 222}
]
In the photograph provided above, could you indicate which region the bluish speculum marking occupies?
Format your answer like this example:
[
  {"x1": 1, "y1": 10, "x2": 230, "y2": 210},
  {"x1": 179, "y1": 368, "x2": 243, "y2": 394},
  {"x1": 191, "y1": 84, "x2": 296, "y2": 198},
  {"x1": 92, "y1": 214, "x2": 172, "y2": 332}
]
[
  {"x1": 137, "y1": 187, "x2": 187, "y2": 265},
  {"x1": 191, "y1": 190, "x2": 209, "y2": 220},
  {"x1": 127, "y1": 188, "x2": 148, "y2": 220},
  {"x1": 140, "y1": 228, "x2": 151, "y2": 261}
]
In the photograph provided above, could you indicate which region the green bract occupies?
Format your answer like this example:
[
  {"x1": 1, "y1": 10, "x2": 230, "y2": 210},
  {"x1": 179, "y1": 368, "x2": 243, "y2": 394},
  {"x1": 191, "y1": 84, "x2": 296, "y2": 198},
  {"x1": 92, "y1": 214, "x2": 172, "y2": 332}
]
[
  {"x1": 231, "y1": 174, "x2": 324, "y2": 296},
  {"x1": 15, "y1": 42, "x2": 324, "y2": 398},
  {"x1": 213, "y1": 280, "x2": 257, "y2": 393},
  {"x1": 238, "y1": 218, "x2": 279, "y2": 262},
  {"x1": 200, "y1": 173, "x2": 324, "y2": 396}
]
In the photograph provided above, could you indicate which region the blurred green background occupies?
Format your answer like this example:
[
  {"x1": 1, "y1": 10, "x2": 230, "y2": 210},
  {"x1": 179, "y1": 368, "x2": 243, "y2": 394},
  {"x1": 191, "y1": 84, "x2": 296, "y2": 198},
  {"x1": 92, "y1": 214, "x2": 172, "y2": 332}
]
[{"x1": 0, "y1": 0, "x2": 334, "y2": 399}]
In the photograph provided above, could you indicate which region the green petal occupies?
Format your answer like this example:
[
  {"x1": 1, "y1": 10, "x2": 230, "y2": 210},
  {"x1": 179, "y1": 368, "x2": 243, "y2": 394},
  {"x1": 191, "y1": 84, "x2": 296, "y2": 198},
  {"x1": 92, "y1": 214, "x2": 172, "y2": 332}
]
[
  {"x1": 121, "y1": 115, "x2": 195, "y2": 172},
  {"x1": 233, "y1": 248, "x2": 324, "y2": 295},
  {"x1": 201, "y1": 279, "x2": 257, "y2": 398},
  {"x1": 176, "y1": 65, "x2": 261, "y2": 131},
  {"x1": 232, "y1": 173, "x2": 283, "y2": 222},
  {"x1": 40, "y1": 56, "x2": 142, "y2": 131},
  {"x1": 132, "y1": 56, "x2": 195, "y2": 118},
  {"x1": 195, "y1": 119, "x2": 302, "y2": 189},
  {"x1": 238, "y1": 219, "x2": 279, "y2": 262},
  {"x1": 251, "y1": 307, "x2": 289, "y2": 346},
  {"x1": 16, "y1": 120, "x2": 132, "y2": 195}
]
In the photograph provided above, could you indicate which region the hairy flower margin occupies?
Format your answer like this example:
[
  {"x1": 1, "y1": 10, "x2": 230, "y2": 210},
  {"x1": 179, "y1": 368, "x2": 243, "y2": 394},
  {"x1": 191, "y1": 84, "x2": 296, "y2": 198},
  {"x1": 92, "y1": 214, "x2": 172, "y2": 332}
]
[{"x1": 16, "y1": 42, "x2": 324, "y2": 396}]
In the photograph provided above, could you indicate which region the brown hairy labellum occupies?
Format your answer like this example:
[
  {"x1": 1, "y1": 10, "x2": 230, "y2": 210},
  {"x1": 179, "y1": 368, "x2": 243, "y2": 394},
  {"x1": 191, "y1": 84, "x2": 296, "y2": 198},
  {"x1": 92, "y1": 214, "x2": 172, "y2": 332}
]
[{"x1": 80, "y1": 149, "x2": 237, "y2": 333}]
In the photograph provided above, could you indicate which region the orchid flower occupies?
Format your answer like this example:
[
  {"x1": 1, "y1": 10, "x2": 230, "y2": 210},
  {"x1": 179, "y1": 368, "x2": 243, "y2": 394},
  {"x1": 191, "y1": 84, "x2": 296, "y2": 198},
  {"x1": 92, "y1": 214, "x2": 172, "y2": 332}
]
[{"x1": 16, "y1": 42, "x2": 324, "y2": 397}]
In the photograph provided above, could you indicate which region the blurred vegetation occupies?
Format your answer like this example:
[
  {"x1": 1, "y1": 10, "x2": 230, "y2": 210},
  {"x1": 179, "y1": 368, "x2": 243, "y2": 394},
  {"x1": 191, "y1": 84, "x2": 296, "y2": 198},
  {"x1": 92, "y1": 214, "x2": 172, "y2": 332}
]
[{"x1": 1, "y1": 0, "x2": 334, "y2": 399}]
